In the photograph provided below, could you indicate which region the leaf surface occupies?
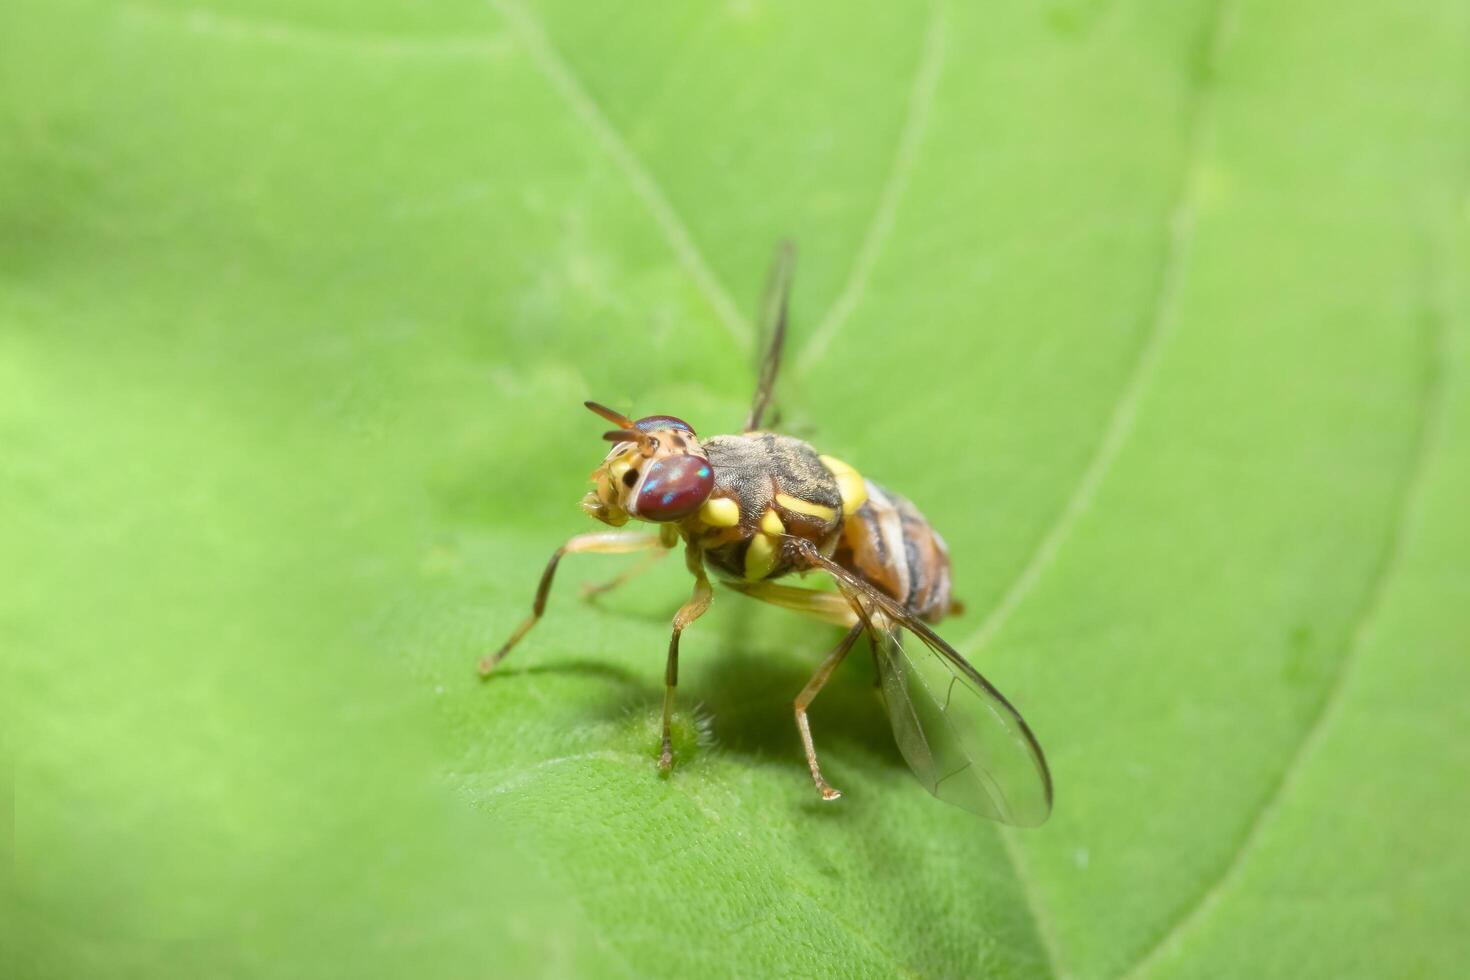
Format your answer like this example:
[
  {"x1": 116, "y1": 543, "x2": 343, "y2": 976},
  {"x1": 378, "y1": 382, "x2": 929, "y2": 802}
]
[{"x1": 5, "y1": 1, "x2": 1469, "y2": 977}]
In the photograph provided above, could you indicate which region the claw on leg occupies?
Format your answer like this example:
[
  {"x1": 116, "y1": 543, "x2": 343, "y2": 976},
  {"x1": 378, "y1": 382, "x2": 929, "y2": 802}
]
[{"x1": 478, "y1": 619, "x2": 533, "y2": 676}]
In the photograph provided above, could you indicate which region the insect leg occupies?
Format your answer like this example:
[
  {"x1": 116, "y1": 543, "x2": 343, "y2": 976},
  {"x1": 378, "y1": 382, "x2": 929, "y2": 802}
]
[
  {"x1": 794, "y1": 622, "x2": 864, "y2": 801},
  {"x1": 581, "y1": 524, "x2": 679, "y2": 599},
  {"x1": 660, "y1": 543, "x2": 712, "y2": 772},
  {"x1": 579, "y1": 549, "x2": 667, "y2": 599},
  {"x1": 719, "y1": 579, "x2": 867, "y2": 798},
  {"x1": 744, "y1": 240, "x2": 795, "y2": 432},
  {"x1": 788, "y1": 537, "x2": 959, "y2": 657},
  {"x1": 479, "y1": 531, "x2": 668, "y2": 676},
  {"x1": 721, "y1": 578, "x2": 859, "y2": 627}
]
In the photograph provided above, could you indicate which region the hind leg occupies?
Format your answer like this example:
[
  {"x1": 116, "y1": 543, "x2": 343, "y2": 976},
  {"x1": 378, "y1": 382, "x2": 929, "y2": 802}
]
[
  {"x1": 794, "y1": 622, "x2": 864, "y2": 801},
  {"x1": 726, "y1": 579, "x2": 867, "y2": 800}
]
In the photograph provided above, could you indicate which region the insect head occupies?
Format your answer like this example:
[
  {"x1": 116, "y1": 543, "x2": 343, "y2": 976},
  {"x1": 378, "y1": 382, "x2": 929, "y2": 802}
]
[{"x1": 581, "y1": 401, "x2": 714, "y2": 526}]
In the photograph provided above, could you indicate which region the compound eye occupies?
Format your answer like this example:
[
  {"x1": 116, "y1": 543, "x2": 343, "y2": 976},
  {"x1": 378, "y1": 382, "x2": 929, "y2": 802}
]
[
  {"x1": 634, "y1": 415, "x2": 694, "y2": 434},
  {"x1": 634, "y1": 454, "x2": 714, "y2": 521}
]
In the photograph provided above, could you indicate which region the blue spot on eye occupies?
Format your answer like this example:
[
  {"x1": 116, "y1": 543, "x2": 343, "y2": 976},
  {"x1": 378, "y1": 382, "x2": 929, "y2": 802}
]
[
  {"x1": 697, "y1": 466, "x2": 710, "y2": 478},
  {"x1": 662, "y1": 492, "x2": 676, "y2": 505},
  {"x1": 644, "y1": 480, "x2": 659, "y2": 492}
]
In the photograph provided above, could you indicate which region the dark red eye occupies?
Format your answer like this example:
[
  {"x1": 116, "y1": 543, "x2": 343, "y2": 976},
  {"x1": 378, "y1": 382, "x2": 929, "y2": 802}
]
[
  {"x1": 635, "y1": 415, "x2": 694, "y2": 434},
  {"x1": 634, "y1": 454, "x2": 714, "y2": 521}
]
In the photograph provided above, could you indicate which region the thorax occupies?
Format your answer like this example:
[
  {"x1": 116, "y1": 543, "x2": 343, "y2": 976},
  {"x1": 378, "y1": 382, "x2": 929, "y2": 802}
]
[
  {"x1": 678, "y1": 432, "x2": 954, "y2": 623},
  {"x1": 679, "y1": 432, "x2": 855, "y2": 583}
]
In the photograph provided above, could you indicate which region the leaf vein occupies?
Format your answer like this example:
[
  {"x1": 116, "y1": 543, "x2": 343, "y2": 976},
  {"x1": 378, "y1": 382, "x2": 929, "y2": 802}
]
[
  {"x1": 968, "y1": 4, "x2": 1238, "y2": 975},
  {"x1": 796, "y1": 0, "x2": 948, "y2": 374},
  {"x1": 956, "y1": 0, "x2": 1235, "y2": 661},
  {"x1": 779, "y1": 868, "x2": 925, "y2": 979},
  {"x1": 490, "y1": 0, "x2": 751, "y2": 347},
  {"x1": 1115, "y1": 208, "x2": 1458, "y2": 980},
  {"x1": 1000, "y1": 828, "x2": 1068, "y2": 980},
  {"x1": 122, "y1": 2, "x2": 507, "y2": 59}
]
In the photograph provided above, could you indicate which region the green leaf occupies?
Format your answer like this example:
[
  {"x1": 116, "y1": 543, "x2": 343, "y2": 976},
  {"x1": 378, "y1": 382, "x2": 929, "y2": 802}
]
[{"x1": 5, "y1": 0, "x2": 1468, "y2": 977}]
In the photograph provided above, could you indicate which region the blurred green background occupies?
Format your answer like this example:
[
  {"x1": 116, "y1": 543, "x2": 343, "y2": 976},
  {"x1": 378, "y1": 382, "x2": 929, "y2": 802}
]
[{"x1": 4, "y1": 1, "x2": 1468, "y2": 977}]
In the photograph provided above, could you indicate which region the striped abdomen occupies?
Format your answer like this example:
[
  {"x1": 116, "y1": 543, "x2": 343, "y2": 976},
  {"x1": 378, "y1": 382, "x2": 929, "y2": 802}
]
[{"x1": 833, "y1": 480, "x2": 955, "y2": 623}]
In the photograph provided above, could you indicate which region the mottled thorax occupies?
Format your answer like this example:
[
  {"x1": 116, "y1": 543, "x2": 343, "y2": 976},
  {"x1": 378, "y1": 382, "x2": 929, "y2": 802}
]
[{"x1": 693, "y1": 433, "x2": 846, "y2": 582}]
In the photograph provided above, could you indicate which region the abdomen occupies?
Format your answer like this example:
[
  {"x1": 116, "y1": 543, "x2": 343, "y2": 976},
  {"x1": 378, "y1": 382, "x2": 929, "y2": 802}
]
[{"x1": 833, "y1": 480, "x2": 955, "y2": 623}]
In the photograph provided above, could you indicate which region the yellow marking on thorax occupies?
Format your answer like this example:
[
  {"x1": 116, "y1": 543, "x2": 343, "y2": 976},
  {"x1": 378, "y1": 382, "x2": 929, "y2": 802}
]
[
  {"x1": 699, "y1": 496, "x2": 741, "y2": 527},
  {"x1": 744, "y1": 532, "x2": 779, "y2": 580},
  {"x1": 760, "y1": 508, "x2": 785, "y2": 536},
  {"x1": 818, "y1": 455, "x2": 868, "y2": 515},
  {"x1": 774, "y1": 493, "x2": 836, "y2": 523}
]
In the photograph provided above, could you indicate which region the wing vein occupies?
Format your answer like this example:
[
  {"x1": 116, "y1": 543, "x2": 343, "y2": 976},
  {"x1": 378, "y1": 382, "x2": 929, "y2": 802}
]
[{"x1": 934, "y1": 760, "x2": 972, "y2": 791}]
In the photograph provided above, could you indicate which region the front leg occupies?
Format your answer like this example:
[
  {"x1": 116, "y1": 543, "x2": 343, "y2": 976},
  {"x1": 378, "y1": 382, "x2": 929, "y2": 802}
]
[{"x1": 660, "y1": 541, "x2": 712, "y2": 772}]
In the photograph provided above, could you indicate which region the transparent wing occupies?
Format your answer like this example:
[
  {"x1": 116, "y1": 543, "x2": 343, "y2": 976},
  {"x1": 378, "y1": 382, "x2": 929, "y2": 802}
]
[
  {"x1": 744, "y1": 240, "x2": 795, "y2": 432},
  {"x1": 863, "y1": 613, "x2": 1052, "y2": 826},
  {"x1": 794, "y1": 539, "x2": 1051, "y2": 825}
]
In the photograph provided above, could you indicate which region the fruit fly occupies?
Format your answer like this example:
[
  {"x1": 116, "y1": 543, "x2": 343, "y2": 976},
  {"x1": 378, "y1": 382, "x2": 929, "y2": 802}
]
[{"x1": 481, "y1": 243, "x2": 1052, "y2": 826}]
